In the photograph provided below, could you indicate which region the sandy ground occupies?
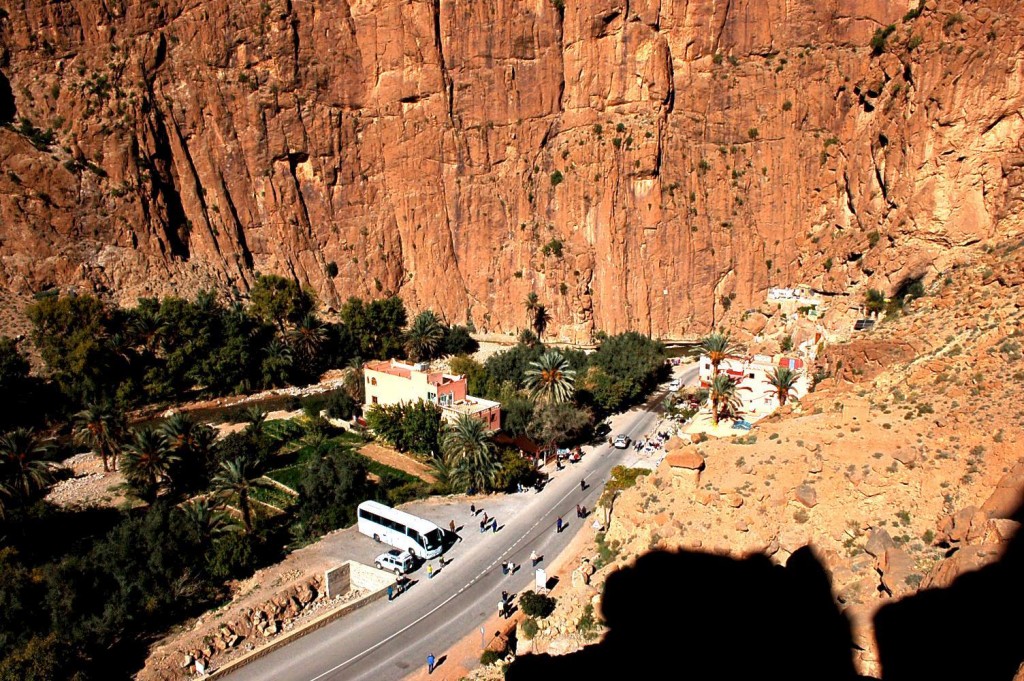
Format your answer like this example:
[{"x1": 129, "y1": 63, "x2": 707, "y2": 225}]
[{"x1": 45, "y1": 452, "x2": 131, "y2": 509}]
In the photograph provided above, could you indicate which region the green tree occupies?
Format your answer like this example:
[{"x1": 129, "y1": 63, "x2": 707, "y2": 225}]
[
  {"x1": 491, "y1": 450, "x2": 537, "y2": 492},
  {"x1": 400, "y1": 401, "x2": 443, "y2": 457},
  {"x1": 213, "y1": 458, "x2": 271, "y2": 534},
  {"x1": 708, "y1": 373, "x2": 743, "y2": 425},
  {"x1": 365, "y1": 402, "x2": 407, "y2": 450},
  {"x1": 120, "y1": 428, "x2": 179, "y2": 503},
  {"x1": 528, "y1": 401, "x2": 592, "y2": 450},
  {"x1": 525, "y1": 351, "x2": 576, "y2": 404},
  {"x1": 27, "y1": 293, "x2": 123, "y2": 405},
  {"x1": 441, "y1": 325, "x2": 478, "y2": 356},
  {"x1": 449, "y1": 355, "x2": 488, "y2": 396},
  {"x1": 340, "y1": 296, "x2": 408, "y2": 359},
  {"x1": 441, "y1": 414, "x2": 500, "y2": 493},
  {"x1": 585, "y1": 332, "x2": 666, "y2": 412},
  {"x1": 73, "y1": 402, "x2": 125, "y2": 472},
  {"x1": 405, "y1": 310, "x2": 446, "y2": 362},
  {"x1": 700, "y1": 332, "x2": 737, "y2": 377},
  {"x1": 767, "y1": 366, "x2": 801, "y2": 407},
  {"x1": 292, "y1": 450, "x2": 373, "y2": 541},
  {"x1": 501, "y1": 395, "x2": 536, "y2": 438},
  {"x1": 0, "y1": 428, "x2": 54, "y2": 516},
  {"x1": 249, "y1": 274, "x2": 315, "y2": 332}
]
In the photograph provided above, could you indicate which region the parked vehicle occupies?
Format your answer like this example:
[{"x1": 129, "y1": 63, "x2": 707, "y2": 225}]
[
  {"x1": 668, "y1": 379, "x2": 682, "y2": 392},
  {"x1": 357, "y1": 500, "x2": 446, "y2": 559},
  {"x1": 375, "y1": 549, "x2": 415, "y2": 575},
  {"x1": 612, "y1": 434, "x2": 631, "y2": 449}
]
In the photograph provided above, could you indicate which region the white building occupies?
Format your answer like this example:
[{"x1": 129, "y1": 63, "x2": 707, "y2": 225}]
[{"x1": 698, "y1": 353, "x2": 811, "y2": 418}]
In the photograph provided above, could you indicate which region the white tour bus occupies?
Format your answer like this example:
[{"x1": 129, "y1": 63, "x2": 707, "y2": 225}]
[{"x1": 356, "y1": 500, "x2": 445, "y2": 559}]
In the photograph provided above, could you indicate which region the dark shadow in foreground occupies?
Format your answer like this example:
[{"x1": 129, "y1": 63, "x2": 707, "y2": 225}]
[
  {"x1": 508, "y1": 502, "x2": 1024, "y2": 681},
  {"x1": 507, "y1": 546, "x2": 861, "y2": 681}
]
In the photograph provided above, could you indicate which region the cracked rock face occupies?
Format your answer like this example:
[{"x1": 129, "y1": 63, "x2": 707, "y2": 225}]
[{"x1": 1, "y1": 0, "x2": 1021, "y2": 339}]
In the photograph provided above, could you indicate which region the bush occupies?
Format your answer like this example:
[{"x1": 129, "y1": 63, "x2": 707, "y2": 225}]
[
  {"x1": 522, "y1": 617, "x2": 539, "y2": 639},
  {"x1": 870, "y1": 24, "x2": 896, "y2": 55},
  {"x1": 481, "y1": 645, "x2": 508, "y2": 665},
  {"x1": 518, "y1": 590, "x2": 556, "y2": 618},
  {"x1": 550, "y1": 170, "x2": 563, "y2": 187}
]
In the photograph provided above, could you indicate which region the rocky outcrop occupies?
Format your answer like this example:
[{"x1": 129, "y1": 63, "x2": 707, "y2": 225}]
[{"x1": 2, "y1": 0, "x2": 1023, "y2": 340}]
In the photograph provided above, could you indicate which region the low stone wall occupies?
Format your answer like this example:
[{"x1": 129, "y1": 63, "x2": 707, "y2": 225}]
[{"x1": 204, "y1": 562, "x2": 394, "y2": 679}]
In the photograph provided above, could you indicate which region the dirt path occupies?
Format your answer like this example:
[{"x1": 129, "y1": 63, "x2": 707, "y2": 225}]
[{"x1": 358, "y1": 443, "x2": 437, "y2": 484}]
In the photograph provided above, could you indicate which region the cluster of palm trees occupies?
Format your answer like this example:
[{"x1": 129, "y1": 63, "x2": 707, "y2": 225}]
[
  {"x1": 69, "y1": 403, "x2": 273, "y2": 533},
  {"x1": 432, "y1": 347, "x2": 579, "y2": 492},
  {"x1": 700, "y1": 332, "x2": 802, "y2": 425}
]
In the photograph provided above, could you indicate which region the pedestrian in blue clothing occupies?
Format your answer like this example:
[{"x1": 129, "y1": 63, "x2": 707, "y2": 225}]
[
  {"x1": 556, "y1": 516, "x2": 564, "y2": 533},
  {"x1": 427, "y1": 653, "x2": 436, "y2": 674}
]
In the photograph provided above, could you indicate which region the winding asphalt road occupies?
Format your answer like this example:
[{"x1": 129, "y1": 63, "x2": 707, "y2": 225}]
[{"x1": 230, "y1": 363, "x2": 699, "y2": 681}]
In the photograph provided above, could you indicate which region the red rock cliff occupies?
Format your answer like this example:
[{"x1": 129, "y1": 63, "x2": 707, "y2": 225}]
[{"x1": 1, "y1": 0, "x2": 1021, "y2": 340}]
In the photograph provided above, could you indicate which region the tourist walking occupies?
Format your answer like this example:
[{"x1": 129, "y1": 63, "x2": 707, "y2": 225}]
[
  {"x1": 387, "y1": 585, "x2": 393, "y2": 601},
  {"x1": 556, "y1": 517, "x2": 564, "y2": 533},
  {"x1": 530, "y1": 550, "x2": 540, "y2": 566},
  {"x1": 427, "y1": 653, "x2": 436, "y2": 674},
  {"x1": 427, "y1": 563, "x2": 434, "y2": 579},
  {"x1": 498, "y1": 599, "x2": 507, "y2": 619},
  {"x1": 576, "y1": 504, "x2": 582, "y2": 518},
  {"x1": 470, "y1": 503, "x2": 476, "y2": 516},
  {"x1": 580, "y1": 479, "x2": 586, "y2": 491},
  {"x1": 492, "y1": 517, "x2": 499, "y2": 533},
  {"x1": 502, "y1": 560, "x2": 509, "y2": 575}
]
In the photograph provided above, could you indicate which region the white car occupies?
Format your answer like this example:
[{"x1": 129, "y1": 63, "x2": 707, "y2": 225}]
[
  {"x1": 612, "y1": 434, "x2": 631, "y2": 449},
  {"x1": 668, "y1": 379, "x2": 682, "y2": 392},
  {"x1": 374, "y1": 549, "x2": 415, "y2": 575}
]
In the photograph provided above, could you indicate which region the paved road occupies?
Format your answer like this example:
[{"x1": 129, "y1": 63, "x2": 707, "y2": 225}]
[{"x1": 231, "y1": 364, "x2": 699, "y2": 681}]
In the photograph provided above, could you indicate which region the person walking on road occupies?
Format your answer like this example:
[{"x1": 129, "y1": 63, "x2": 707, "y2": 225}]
[
  {"x1": 580, "y1": 479, "x2": 586, "y2": 491},
  {"x1": 492, "y1": 517, "x2": 499, "y2": 533},
  {"x1": 387, "y1": 584, "x2": 393, "y2": 601},
  {"x1": 556, "y1": 517, "x2": 564, "y2": 533},
  {"x1": 502, "y1": 561, "x2": 509, "y2": 575},
  {"x1": 530, "y1": 550, "x2": 540, "y2": 566},
  {"x1": 427, "y1": 653, "x2": 436, "y2": 674},
  {"x1": 470, "y1": 503, "x2": 476, "y2": 516},
  {"x1": 575, "y1": 504, "x2": 582, "y2": 518},
  {"x1": 498, "y1": 599, "x2": 507, "y2": 620},
  {"x1": 427, "y1": 563, "x2": 434, "y2": 579}
]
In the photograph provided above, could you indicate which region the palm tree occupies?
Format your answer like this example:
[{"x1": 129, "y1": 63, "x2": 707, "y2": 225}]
[
  {"x1": 524, "y1": 292, "x2": 539, "y2": 325},
  {"x1": 261, "y1": 339, "x2": 294, "y2": 388},
  {"x1": 768, "y1": 366, "x2": 802, "y2": 407},
  {"x1": 518, "y1": 329, "x2": 539, "y2": 348},
  {"x1": 532, "y1": 304, "x2": 552, "y2": 340},
  {"x1": 405, "y1": 310, "x2": 445, "y2": 362},
  {"x1": 288, "y1": 314, "x2": 328, "y2": 362},
  {"x1": 700, "y1": 332, "x2": 737, "y2": 377},
  {"x1": 178, "y1": 498, "x2": 236, "y2": 540},
  {"x1": 707, "y1": 373, "x2": 744, "y2": 426},
  {"x1": 213, "y1": 458, "x2": 271, "y2": 533},
  {"x1": 865, "y1": 289, "x2": 886, "y2": 317},
  {"x1": 525, "y1": 351, "x2": 576, "y2": 404},
  {"x1": 243, "y1": 406, "x2": 268, "y2": 439},
  {"x1": 73, "y1": 402, "x2": 125, "y2": 472},
  {"x1": 120, "y1": 428, "x2": 179, "y2": 503},
  {"x1": 441, "y1": 414, "x2": 500, "y2": 493},
  {"x1": 162, "y1": 414, "x2": 217, "y2": 493},
  {"x1": 343, "y1": 357, "x2": 365, "y2": 404},
  {"x1": 0, "y1": 428, "x2": 55, "y2": 513}
]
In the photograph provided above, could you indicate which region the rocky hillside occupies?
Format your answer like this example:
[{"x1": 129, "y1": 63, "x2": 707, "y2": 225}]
[
  {"x1": 513, "y1": 236, "x2": 1024, "y2": 677},
  {"x1": 2, "y1": 0, "x2": 1022, "y2": 340}
]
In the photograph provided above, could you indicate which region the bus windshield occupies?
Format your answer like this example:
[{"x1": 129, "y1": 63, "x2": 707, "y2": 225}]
[{"x1": 422, "y1": 529, "x2": 443, "y2": 551}]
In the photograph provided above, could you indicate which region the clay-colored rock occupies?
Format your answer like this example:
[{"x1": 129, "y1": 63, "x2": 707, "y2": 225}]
[
  {"x1": 2, "y1": 0, "x2": 1023, "y2": 340},
  {"x1": 794, "y1": 484, "x2": 818, "y2": 508},
  {"x1": 864, "y1": 529, "x2": 896, "y2": 558},
  {"x1": 666, "y1": 449, "x2": 705, "y2": 471},
  {"x1": 878, "y1": 547, "x2": 919, "y2": 599}
]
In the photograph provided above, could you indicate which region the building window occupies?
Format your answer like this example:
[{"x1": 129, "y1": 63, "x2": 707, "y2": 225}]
[
  {"x1": 372, "y1": 396, "x2": 378, "y2": 404},
  {"x1": 428, "y1": 392, "x2": 436, "y2": 402},
  {"x1": 371, "y1": 377, "x2": 377, "y2": 386},
  {"x1": 749, "y1": 373, "x2": 755, "y2": 379}
]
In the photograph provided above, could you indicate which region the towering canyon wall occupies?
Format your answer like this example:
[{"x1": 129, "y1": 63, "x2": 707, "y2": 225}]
[{"x1": 0, "y1": 0, "x2": 1021, "y2": 340}]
